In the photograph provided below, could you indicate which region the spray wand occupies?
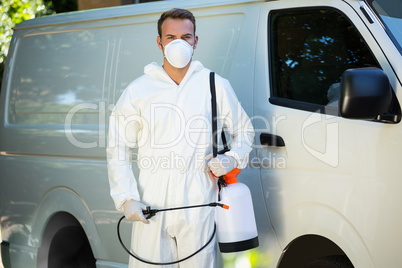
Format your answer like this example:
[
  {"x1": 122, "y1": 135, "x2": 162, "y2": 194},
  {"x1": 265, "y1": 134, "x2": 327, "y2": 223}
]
[{"x1": 142, "y1": 202, "x2": 229, "y2": 219}]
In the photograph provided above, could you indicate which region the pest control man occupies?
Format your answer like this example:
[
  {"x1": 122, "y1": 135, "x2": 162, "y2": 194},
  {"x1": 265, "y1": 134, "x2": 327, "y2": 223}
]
[{"x1": 107, "y1": 8, "x2": 254, "y2": 267}]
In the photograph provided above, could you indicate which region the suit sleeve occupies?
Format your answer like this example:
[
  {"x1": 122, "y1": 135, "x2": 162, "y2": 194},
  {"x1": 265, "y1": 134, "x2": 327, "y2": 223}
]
[
  {"x1": 216, "y1": 77, "x2": 255, "y2": 169},
  {"x1": 106, "y1": 87, "x2": 142, "y2": 211}
]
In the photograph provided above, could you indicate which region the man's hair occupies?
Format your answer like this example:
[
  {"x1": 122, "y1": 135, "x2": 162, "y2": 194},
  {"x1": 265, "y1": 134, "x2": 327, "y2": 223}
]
[{"x1": 157, "y1": 8, "x2": 196, "y2": 37}]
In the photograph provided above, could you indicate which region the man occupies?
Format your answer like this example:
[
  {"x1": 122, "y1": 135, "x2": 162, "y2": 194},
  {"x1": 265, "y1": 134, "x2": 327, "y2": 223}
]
[{"x1": 107, "y1": 8, "x2": 254, "y2": 267}]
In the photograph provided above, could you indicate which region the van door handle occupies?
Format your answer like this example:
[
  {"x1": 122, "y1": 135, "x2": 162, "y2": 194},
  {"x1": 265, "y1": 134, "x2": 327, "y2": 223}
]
[{"x1": 260, "y1": 133, "x2": 285, "y2": 147}]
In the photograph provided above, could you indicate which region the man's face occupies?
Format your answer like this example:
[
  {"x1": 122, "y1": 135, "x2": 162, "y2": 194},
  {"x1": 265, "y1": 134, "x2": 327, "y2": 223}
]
[{"x1": 157, "y1": 18, "x2": 198, "y2": 52}]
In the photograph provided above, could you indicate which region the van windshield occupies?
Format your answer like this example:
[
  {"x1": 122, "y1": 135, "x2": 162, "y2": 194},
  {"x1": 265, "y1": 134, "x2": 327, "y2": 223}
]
[{"x1": 366, "y1": 0, "x2": 402, "y2": 54}]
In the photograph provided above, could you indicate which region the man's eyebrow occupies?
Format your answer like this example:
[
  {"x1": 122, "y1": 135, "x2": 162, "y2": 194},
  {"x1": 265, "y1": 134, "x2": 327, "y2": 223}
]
[{"x1": 164, "y1": 33, "x2": 193, "y2": 38}]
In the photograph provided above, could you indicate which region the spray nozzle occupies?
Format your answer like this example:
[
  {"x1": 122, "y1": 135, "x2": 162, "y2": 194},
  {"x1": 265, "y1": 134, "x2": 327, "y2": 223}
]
[{"x1": 210, "y1": 202, "x2": 229, "y2": 210}]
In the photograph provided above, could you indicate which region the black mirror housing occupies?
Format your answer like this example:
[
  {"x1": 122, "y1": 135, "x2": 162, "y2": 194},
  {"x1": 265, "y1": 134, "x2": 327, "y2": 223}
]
[{"x1": 339, "y1": 68, "x2": 394, "y2": 121}]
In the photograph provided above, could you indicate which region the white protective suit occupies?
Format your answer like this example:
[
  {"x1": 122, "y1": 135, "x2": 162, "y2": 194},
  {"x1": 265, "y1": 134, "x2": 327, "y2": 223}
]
[{"x1": 107, "y1": 60, "x2": 254, "y2": 267}]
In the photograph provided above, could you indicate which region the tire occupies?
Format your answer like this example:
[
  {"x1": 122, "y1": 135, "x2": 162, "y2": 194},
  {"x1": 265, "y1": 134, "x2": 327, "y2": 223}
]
[
  {"x1": 305, "y1": 255, "x2": 354, "y2": 268},
  {"x1": 48, "y1": 226, "x2": 96, "y2": 268}
]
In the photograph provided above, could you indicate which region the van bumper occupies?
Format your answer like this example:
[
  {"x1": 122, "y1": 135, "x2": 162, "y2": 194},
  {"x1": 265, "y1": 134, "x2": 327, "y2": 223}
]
[{"x1": 1, "y1": 241, "x2": 11, "y2": 268}]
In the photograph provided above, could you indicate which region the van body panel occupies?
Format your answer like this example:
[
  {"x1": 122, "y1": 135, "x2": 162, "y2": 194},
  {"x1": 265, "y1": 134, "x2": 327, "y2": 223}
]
[
  {"x1": 254, "y1": 0, "x2": 402, "y2": 267},
  {"x1": 0, "y1": 1, "x2": 270, "y2": 267},
  {"x1": 1, "y1": 0, "x2": 402, "y2": 267},
  {"x1": 14, "y1": 0, "x2": 266, "y2": 30}
]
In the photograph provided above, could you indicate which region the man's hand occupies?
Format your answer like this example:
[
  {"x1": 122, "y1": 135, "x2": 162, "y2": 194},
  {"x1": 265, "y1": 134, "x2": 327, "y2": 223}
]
[
  {"x1": 122, "y1": 200, "x2": 150, "y2": 224},
  {"x1": 207, "y1": 155, "x2": 237, "y2": 177}
]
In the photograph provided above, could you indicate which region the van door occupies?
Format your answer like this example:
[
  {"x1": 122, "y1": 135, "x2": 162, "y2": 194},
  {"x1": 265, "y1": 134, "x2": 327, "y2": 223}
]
[{"x1": 254, "y1": 1, "x2": 402, "y2": 267}]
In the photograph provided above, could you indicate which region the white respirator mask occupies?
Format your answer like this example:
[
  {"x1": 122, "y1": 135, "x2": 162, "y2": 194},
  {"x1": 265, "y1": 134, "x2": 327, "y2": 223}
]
[{"x1": 163, "y1": 39, "x2": 194, "y2": 68}]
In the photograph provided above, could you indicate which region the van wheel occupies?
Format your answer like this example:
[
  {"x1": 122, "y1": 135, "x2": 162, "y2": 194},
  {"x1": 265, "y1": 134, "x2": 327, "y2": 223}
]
[
  {"x1": 305, "y1": 255, "x2": 354, "y2": 268},
  {"x1": 48, "y1": 226, "x2": 96, "y2": 268}
]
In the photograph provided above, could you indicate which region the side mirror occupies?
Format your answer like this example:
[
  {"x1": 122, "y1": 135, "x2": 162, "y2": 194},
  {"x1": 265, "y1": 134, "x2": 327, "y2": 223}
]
[{"x1": 339, "y1": 67, "x2": 401, "y2": 123}]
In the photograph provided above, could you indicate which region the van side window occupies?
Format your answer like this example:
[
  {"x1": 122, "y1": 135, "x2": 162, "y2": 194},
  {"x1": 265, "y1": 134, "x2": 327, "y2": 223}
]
[
  {"x1": 269, "y1": 8, "x2": 379, "y2": 113},
  {"x1": 7, "y1": 32, "x2": 107, "y2": 125}
]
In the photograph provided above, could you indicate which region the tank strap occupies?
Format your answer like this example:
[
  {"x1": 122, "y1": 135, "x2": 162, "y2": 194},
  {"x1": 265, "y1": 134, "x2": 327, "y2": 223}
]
[{"x1": 209, "y1": 72, "x2": 227, "y2": 199}]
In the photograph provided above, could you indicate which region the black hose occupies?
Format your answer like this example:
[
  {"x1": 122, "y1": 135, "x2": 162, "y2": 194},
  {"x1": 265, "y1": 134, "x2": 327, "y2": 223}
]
[{"x1": 117, "y1": 216, "x2": 216, "y2": 266}]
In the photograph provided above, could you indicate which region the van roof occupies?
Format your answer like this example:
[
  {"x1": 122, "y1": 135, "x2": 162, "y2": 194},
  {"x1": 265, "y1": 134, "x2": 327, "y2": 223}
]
[{"x1": 15, "y1": 0, "x2": 265, "y2": 30}]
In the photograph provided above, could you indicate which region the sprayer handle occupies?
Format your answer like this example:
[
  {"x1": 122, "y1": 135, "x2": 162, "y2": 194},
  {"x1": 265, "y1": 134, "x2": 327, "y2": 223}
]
[
  {"x1": 222, "y1": 168, "x2": 241, "y2": 184},
  {"x1": 142, "y1": 206, "x2": 158, "y2": 219}
]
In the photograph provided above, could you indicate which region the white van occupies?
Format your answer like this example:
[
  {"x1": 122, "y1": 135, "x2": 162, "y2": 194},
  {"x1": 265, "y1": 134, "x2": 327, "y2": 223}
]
[{"x1": 1, "y1": 0, "x2": 401, "y2": 267}]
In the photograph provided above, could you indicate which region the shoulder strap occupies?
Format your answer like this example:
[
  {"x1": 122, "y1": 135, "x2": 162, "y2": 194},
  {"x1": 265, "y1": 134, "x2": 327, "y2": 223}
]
[
  {"x1": 209, "y1": 72, "x2": 229, "y2": 158},
  {"x1": 210, "y1": 72, "x2": 228, "y2": 193},
  {"x1": 210, "y1": 72, "x2": 218, "y2": 158}
]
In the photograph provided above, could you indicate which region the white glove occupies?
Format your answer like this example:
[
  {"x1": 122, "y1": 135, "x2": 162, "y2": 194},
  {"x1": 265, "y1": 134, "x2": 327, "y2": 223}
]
[
  {"x1": 207, "y1": 154, "x2": 238, "y2": 177},
  {"x1": 122, "y1": 200, "x2": 150, "y2": 224}
]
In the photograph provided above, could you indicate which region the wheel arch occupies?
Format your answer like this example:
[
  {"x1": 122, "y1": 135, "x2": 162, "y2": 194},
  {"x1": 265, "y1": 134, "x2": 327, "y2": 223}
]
[
  {"x1": 31, "y1": 188, "x2": 106, "y2": 266},
  {"x1": 272, "y1": 203, "x2": 375, "y2": 268}
]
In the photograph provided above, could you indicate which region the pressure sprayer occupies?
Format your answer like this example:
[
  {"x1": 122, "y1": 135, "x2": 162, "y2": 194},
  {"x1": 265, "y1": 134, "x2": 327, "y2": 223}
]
[
  {"x1": 213, "y1": 168, "x2": 259, "y2": 252},
  {"x1": 116, "y1": 72, "x2": 258, "y2": 265},
  {"x1": 209, "y1": 72, "x2": 259, "y2": 253}
]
